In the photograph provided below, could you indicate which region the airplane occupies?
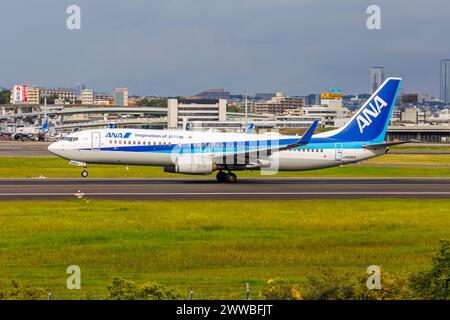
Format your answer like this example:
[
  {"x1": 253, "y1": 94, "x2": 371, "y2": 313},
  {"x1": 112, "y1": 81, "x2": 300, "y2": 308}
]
[
  {"x1": 48, "y1": 77, "x2": 408, "y2": 183},
  {"x1": 11, "y1": 118, "x2": 49, "y2": 141},
  {"x1": 9, "y1": 99, "x2": 49, "y2": 141}
]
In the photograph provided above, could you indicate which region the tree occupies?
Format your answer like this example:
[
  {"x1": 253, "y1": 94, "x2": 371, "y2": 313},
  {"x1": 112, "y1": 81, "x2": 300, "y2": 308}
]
[
  {"x1": 136, "y1": 98, "x2": 167, "y2": 108},
  {"x1": 106, "y1": 276, "x2": 180, "y2": 300},
  {"x1": 0, "y1": 90, "x2": 11, "y2": 104},
  {"x1": 227, "y1": 104, "x2": 242, "y2": 113},
  {"x1": 409, "y1": 239, "x2": 449, "y2": 300},
  {"x1": 40, "y1": 95, "x2": 57, "y2": 105},
  {"x1": 302, "y1": 268, "x2": 412, "y2": 300},
  {"x1": 0, "y1": 280, "x2": 46, "y2": 300},
  {"x1": 260, "y1": 278, "x2": 302, "y2": 300}
]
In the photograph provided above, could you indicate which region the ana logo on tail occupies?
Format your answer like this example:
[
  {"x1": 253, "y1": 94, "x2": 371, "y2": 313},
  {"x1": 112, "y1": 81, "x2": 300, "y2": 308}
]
[{"x1": 356, "y1": 95, "x2": 388, "y2": 134}]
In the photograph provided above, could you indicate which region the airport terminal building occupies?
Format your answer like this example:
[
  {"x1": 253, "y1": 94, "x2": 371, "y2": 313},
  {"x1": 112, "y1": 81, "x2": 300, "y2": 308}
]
[{"x1": 167, "y1": 98, "x2": 227, "y2": 129}]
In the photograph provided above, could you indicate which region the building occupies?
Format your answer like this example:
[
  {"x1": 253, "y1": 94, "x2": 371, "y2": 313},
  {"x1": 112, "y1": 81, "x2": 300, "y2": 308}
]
[
  {"x1": 27, "y1": 87, "x2": 40, "y2": 105},
  {"x1": 398, "y1": 107, "x2": 426, "y2": 125},
  {"x1": 196, "y1": 88, "x2": 230, "y2": 100},
  {"x1": 306, "y1": 94, "x2": 321, "y2": 106},
  {"x1": 401, "y1": 93, "x2": 419, "y2": 105},
  {"x1": 387, "y1": 125, "x2": 450, "y2": 144},
  {"x1": 74, "y1": 84, "x2": 86, "y2": 97},
  {"x1": 401, "y1": 108, "x2": 419, "y2": 124},
  {"x1": 9, "y1": 85, "x2": 39, "y2": 105},
  {"x1": 370, "y1": 67, "x2": 384, "y2": 93},
  {"x1": 94, "y1": 93, "x2": 114, "y2": 105},
  {"x1": 252, "y1": 92, "x2": 306, "y2": 115},
  {"x1": 428, "y1": 108, "x2": 450, "y2": 123},
  {"x1": 320, "y1": 90, "x2": 343, "y2": 108},
  {"x1": 113, "y1": 88, "x2": 129, "y2": 106},
  {"x1": 167, "y1": 98, "x2": 227, "y2": 129},
  {"x1": 440, "y1": 59, "x2": 450, "y2": 103},
  {"x1": 80, "y1": 89, "x2": 94, "y2": 105},
  {"x1": 300, "y1": 105, "x2": 350, "y2": 127},
  {"x1": 39, "y1": 87, "x2": 76, "y2": 104}
]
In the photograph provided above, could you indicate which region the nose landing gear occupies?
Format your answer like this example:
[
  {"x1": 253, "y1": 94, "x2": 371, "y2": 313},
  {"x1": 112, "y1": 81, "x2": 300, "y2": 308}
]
[
  {"x1": 68, "y1": 160, "x2": 88, "y2": 177},
  {"x1": 216, "y1": 171, "x2": 237, "y2": 183}
]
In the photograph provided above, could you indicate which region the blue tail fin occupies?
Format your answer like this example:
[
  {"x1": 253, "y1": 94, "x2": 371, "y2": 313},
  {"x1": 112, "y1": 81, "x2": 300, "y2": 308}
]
[
  {"x1": 244, "y1": 123, "x2": 254, "y2": 134},
  {"x1": 326, "y1": 77, "x2": 401, "y2": 142},
  {"x1": 40, "y1": 117, "x2": 49, "y2": 131}
]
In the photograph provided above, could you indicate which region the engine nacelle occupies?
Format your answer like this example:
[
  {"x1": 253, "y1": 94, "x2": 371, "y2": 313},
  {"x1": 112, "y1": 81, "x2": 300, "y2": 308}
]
[{"x1": 164, "y1": 156, "x2": 216, "y2": 175}]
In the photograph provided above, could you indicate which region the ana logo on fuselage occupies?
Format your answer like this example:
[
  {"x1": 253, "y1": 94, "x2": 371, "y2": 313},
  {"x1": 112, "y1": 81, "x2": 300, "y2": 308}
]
[
  {"x1": 105, "y1": 132, "x2": 132, "y2": 139},
  {"x1": 356, "y1": 96, "x2": 388, "y2": 134}
]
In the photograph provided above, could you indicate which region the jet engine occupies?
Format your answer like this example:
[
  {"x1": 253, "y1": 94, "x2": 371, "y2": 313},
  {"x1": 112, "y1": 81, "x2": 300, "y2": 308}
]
[{"x1": 164, "y1": 156, "x2": 216, "y2": 175}]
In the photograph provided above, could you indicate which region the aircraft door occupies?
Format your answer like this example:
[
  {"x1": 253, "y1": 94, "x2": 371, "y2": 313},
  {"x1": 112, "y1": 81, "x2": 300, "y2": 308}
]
[
  {"x1": 335, "y1": 143, "x2": 343, "y2": 161},
  {"x1": 91, "y1": 132, "x2": 101, "y2": 150}
]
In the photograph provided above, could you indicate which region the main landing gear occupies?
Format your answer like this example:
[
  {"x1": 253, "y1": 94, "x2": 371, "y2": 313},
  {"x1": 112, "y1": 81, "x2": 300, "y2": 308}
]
[
  {"x1": 81, "y1": 169, "x2": 88, "y2": 177},
  {"x1": 216, "y1": 171, "x2": 237, "y2": 183}
]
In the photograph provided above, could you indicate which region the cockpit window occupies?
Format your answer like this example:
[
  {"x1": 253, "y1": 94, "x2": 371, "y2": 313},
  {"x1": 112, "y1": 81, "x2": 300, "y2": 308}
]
[{"x1": 63, "y1": 137, "x2": 79, "y2": 142}]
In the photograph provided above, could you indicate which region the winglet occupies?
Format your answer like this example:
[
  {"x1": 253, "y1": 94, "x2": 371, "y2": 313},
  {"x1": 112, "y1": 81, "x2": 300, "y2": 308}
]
[{"x1": 298, "y1": 120, "x2": 319, "y2": 145}]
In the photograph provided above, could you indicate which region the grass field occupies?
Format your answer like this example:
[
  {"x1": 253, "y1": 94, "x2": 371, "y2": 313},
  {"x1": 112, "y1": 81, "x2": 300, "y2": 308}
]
[
  {"x1": 0, "y1": 156, "x2": 449, "y2": 178},
  {"x1": 391, "y1": 145, "x2": 450, "y2": 151},
  {"x1": 0, "y1": 199, "x2": 448, "y2": 299},
  {"x1": 364, "y1": 154, "x2": 450, "y2": 166}
]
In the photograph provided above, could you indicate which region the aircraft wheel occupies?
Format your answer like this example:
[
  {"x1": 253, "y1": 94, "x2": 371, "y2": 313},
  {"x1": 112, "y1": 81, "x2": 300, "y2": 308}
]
[
  {"x1": 216, "y1": 171, "x2": 227, "y2": 183},
  {"x1": 225, "y1": 172, "x2": 237, "y2": 183},
  {"x1": 81, "y1": 170, "x2": 88, "y2": 178}
]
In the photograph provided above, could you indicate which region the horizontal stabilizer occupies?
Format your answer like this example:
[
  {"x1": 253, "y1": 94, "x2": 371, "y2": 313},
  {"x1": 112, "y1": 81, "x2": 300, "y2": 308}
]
[{"x1": 363, "y1": 140, "x2": 415, "y2": 149}]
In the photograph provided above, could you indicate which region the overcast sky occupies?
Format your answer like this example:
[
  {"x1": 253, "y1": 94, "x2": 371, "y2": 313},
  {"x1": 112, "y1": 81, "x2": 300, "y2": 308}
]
[{"x1": 0, "y1": 0, "x2": 449, "y2": 96}]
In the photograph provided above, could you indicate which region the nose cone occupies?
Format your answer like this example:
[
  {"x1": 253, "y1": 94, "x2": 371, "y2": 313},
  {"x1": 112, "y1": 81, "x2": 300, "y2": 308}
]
[{"x1": 48, "y1": 141, "x2": 63, "y2": 157}]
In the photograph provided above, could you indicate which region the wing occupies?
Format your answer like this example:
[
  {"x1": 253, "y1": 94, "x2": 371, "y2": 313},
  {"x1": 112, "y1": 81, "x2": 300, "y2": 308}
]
[{"x1": 211, "y1": 120, "x2": 319, "y2": 161}]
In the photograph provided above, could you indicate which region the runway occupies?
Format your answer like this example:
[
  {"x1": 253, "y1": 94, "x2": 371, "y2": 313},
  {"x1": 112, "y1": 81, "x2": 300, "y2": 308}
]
[
  {"x1": 0, "y1": 141, "x2": 52, "y2": 157},
  {"x1": 0, "y1": 178, "x2": 449, "y2": 200}
]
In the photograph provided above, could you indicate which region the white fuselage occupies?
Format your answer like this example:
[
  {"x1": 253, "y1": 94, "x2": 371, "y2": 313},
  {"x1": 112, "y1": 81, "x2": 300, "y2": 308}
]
[{"x1": 48, "y1": 128, "x2": 386, "y2": 172}]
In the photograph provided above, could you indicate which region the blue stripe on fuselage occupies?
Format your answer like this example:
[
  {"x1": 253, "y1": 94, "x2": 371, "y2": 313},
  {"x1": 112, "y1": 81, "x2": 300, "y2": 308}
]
[{"x1": 79, "y1": 137, "x2": 377, "y2": 153}]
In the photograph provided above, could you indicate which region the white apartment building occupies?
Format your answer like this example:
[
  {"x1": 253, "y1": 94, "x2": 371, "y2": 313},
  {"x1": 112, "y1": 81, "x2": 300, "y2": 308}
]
[
  {"x1": 252, "y1": 92, "x2": 306, "y2": 115},
  {"x1": 167, "y1": 98, "x2": 227, "y2": 129},
  {"x1": 25, "y1": 87, "x2": 40, "y2": 105},
  {"x1": 81, "y1": 89, "x2": 94, "y2": 105},
  {"x1": 300, "y1": 105, "x2": 350, "y2": 127}
]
